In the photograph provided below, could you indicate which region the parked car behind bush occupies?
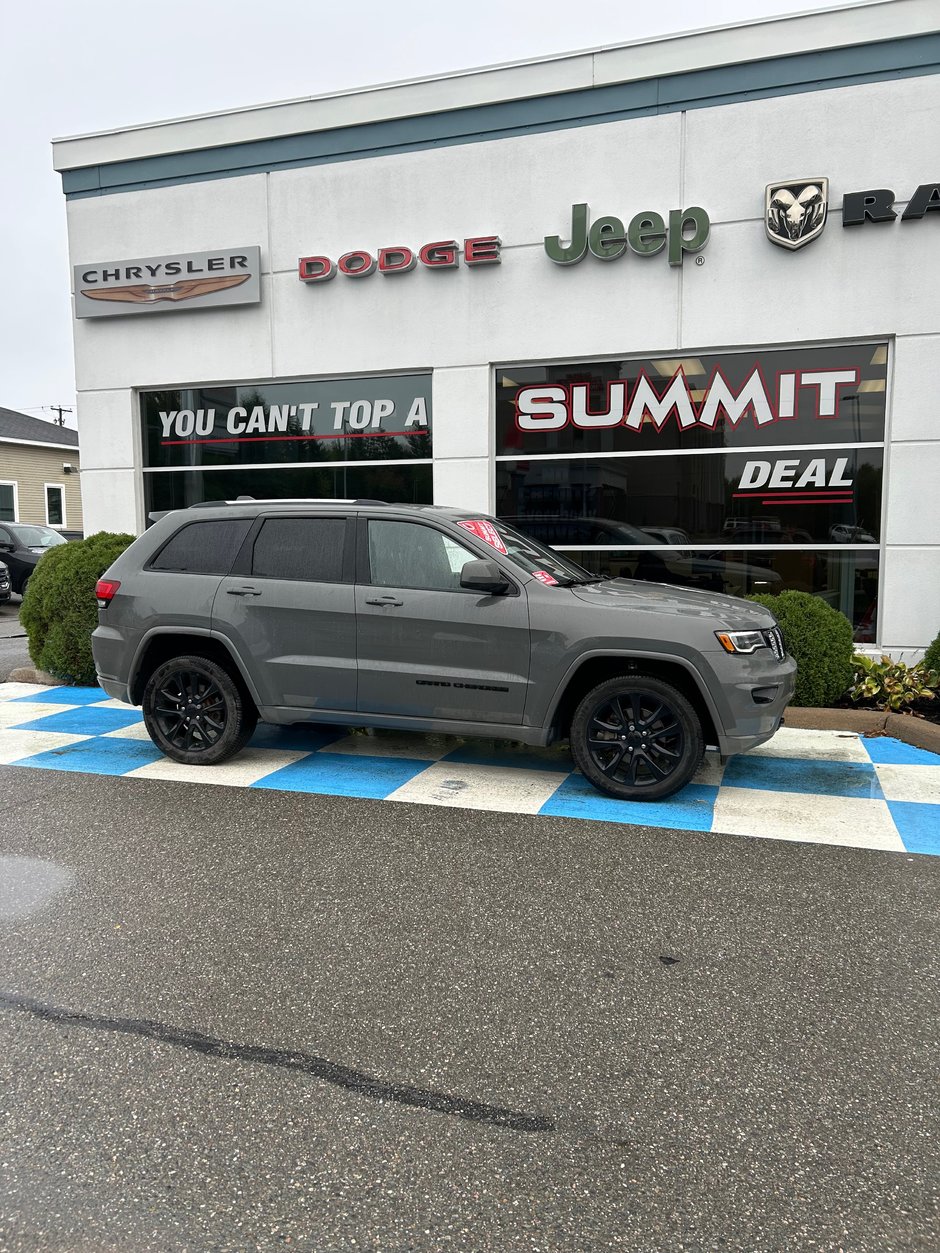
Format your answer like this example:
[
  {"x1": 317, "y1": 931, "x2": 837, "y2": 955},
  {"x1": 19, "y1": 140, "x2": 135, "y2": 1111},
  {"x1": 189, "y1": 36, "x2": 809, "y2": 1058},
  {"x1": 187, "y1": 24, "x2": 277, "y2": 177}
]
[
  {"x1": 21, "y1": 531, "x2": 135, "y2": 684},
  {"x1": 748, "y1": 590, "x2": 854, "y2": 707}
]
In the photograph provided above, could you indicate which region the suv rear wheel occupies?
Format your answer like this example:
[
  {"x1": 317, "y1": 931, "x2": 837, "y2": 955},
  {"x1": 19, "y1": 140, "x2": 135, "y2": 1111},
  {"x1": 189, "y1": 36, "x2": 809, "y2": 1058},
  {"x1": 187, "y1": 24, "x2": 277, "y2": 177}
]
[
  {"x1": 142, "y1": 655, "x2": 257, "y2": 765},
  {"x1": 571, "y1": 675, "x2": 703, "y2": 801}
]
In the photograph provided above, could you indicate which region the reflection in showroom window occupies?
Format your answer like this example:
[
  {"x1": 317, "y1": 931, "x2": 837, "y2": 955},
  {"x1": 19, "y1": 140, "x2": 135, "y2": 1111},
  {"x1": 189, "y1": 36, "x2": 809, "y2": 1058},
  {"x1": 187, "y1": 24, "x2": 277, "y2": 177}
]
[{"x1": 495, "y1": 342, "x2": 886, "y2": 639}]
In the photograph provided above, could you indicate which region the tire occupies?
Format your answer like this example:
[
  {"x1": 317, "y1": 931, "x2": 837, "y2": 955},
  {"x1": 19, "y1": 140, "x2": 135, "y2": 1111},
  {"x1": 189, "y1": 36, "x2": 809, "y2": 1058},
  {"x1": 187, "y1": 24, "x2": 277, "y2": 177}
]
[
  {"x1": 570, "y1": 675, "x2": 704, "y2": 801},
  {"x1": 142, "y1": 654, "x2": 257, "y2": 765}
]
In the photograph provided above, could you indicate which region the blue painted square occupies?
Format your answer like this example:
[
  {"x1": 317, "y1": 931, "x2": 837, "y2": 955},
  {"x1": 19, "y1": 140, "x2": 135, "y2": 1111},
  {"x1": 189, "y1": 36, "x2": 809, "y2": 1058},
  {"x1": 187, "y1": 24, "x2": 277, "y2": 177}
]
[
  {"x1": 440, "y1": 743, "x2": 574, "y2": 773},
  {"x1": 14, "y1": 736, "x2": 164, "y2": 775},
  {"x1": 249, "y1": 723, "x2": 346, "y2": 752},
  {"x1": 888, "y1": 801, "x2": 940, "y2": 855},
  {"x1": 721, "y1": 754, "x2": 883, "y2": 799},
  {"x1": 11, "y1": 686, "x2": 106, "y2": 705},
  {"x1": 862, "y1": 737, "x2": 940, "y2": 766},
  {"x1": 14, "y1": 707, "x2": 144, "y2": 736},
  {"x1": 539, "y1": 775, "x2": 718, "y2": 831},
  {"x1": 250, "y1": 753, "x2": 431, "y2": 799}
]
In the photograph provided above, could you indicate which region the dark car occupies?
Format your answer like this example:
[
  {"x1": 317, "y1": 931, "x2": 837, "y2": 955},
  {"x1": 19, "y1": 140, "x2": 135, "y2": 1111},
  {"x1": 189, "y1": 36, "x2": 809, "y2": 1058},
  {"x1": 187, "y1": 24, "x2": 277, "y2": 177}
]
[
  {"x1": 92, "y1": 499, "x2": 795, "y2": 803},
  {"x1": 0, "y1": 522, "x2": 68, "y2": 594},
  {"x1": 0, "y1": 560, "x2": 11, "y2": 602}
]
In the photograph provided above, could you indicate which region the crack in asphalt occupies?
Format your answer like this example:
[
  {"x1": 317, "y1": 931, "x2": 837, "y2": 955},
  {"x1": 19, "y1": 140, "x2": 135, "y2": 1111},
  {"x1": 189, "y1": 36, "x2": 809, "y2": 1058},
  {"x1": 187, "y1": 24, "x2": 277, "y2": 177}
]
[{"x1": 0, "y1": 991, "x2": 555, "y2": 1133}]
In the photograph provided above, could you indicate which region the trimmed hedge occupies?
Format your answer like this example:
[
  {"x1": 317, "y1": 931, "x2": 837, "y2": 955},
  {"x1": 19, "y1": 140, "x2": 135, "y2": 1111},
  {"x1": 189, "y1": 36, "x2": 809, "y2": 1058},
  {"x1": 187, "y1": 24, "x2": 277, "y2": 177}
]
[
  {"x1": 924, "y1": 631, "x2": 940, "y2": 674},
  {"x1": 20, "y1": 531, "x2": 135, "y2": 685},
  {"x1": 748, "y1": 590, "x2": 855, "y2": 708}
]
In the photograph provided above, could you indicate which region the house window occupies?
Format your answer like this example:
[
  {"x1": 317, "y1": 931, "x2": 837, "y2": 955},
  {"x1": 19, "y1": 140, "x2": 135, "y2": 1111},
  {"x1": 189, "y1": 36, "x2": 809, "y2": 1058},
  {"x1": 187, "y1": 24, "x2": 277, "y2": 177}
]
[
  {"x1": 45, "y1": 484, "x2": 66, "y2": 528},
  {"x1": 0, "y1": 482, "x2": 17, "y2": 523}
]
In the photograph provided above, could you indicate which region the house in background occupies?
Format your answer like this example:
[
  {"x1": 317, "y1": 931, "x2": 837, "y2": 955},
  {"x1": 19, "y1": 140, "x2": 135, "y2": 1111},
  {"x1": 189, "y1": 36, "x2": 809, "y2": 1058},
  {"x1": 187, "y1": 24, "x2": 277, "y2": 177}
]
[{"x1": 0, "y1": 407, "x2": 82, "y2": 537}]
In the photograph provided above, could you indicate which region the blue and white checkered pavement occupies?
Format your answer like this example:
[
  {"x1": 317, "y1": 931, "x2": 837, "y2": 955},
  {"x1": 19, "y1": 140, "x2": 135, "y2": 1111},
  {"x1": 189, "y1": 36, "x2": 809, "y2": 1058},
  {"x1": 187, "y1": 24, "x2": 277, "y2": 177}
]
[{"x1": 1, "y1": 682, "x2": 937, "y2": 856}]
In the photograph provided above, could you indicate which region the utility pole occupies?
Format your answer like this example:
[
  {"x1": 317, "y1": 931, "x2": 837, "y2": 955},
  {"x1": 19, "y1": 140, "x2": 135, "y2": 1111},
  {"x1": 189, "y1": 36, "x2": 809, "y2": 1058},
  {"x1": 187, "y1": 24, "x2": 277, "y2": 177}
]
[{"x1": 47, "y1": 405, "x2": 73, "y2": 427}]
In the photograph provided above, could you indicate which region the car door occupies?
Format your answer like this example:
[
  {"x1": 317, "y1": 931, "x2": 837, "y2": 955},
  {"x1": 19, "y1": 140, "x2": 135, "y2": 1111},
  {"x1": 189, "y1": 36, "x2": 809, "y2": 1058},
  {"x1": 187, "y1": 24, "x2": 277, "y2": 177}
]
[
  {"x1": 212, "y1": 513, "x2": 357, "y2": 712},
  {"x1": 355, "y1": 516, "x2": 531, "y2": 725}
]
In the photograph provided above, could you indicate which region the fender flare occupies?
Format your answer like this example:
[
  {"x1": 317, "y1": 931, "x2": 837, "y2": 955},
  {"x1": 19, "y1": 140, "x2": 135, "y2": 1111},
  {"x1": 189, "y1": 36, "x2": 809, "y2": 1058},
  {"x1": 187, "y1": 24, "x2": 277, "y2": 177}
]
[{"x1": 129, "y1": 627, "x2": 263, "y2": 707}]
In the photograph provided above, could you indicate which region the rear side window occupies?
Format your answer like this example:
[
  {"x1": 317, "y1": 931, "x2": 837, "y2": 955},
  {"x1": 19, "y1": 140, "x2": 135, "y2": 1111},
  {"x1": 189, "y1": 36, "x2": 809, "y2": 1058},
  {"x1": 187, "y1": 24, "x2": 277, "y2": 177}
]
[
  {"x1": 251, "y1": 518, "x2": 346, "y2": 582},
  {"x1": 150, "y1": 519, "x2": 253, "y2": 574}
]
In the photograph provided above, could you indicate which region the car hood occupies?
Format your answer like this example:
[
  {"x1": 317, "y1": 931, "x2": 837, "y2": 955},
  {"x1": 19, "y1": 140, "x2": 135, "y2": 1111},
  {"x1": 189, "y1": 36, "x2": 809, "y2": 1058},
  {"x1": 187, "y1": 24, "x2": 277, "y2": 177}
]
[{"x1": 570, "y1": 578, "x2": 775, "y2": 626}]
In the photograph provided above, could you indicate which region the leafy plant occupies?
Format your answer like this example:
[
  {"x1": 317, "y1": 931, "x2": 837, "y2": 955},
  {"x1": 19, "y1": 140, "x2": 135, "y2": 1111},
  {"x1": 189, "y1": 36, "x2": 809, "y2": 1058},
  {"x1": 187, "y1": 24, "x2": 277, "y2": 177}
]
[
  {"x1": 848, "y1": 654, "x2": 939, "y2": 713},
  {"x1": 748, "y1": 591, "x2": 854, "y2": 707},
  {"x1": 20, "y1": 531, "x2": 135, "y2": 684},
  {"x1": 924, "y1": 631, "x2": 940, "y2": 675}
]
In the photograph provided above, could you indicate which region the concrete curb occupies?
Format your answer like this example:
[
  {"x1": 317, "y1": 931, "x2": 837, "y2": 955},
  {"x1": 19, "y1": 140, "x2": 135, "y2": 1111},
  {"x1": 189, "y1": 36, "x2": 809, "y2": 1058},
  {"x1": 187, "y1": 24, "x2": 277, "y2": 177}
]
[{"x1": 784, "y1": 705, "x2": 940, "y2": 754}]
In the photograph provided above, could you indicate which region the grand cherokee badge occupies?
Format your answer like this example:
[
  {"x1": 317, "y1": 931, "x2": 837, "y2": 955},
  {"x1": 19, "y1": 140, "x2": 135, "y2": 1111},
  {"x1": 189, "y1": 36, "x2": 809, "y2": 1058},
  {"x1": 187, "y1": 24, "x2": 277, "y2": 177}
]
[{"x1": 765, "y1": 179, "x2": 829, "y2": 250}]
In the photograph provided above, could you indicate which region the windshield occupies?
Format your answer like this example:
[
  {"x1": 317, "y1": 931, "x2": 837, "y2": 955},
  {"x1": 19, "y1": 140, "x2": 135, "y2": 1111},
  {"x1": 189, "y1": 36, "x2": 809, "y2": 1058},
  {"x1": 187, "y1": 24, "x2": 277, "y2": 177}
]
[
  {"x1": 457, "y1": 518, "x2": 597, "y2": 586},
  {"x1": 11, "y1": 525, "x2": 67, "y2": 550}
]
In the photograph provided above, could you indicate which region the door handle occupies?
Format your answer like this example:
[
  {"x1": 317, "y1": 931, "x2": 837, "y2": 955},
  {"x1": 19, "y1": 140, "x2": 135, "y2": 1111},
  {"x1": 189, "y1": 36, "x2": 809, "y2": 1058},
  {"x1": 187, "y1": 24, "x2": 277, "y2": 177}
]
[
  {"x1": 226, "y1": 586, "x2": 262, "y2": 597},
  {"x1": 365, "y1": 595, "x2": 403, "y2": 607}
]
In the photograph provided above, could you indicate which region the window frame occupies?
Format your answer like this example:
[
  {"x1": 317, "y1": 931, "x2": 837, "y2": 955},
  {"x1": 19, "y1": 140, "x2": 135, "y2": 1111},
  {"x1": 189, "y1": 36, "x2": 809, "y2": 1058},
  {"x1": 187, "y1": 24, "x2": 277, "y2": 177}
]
[
  {"x1": 0, "y1": 481, "x2": 19, "y2": 524},
  {"x1": 44, "y1": 482, "x2": 66, "y2": 529}
]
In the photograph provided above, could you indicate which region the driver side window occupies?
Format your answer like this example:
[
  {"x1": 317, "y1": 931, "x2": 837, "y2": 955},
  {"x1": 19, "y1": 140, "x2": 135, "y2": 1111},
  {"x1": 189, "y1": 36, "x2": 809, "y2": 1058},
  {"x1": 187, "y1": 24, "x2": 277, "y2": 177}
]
[{"x1": 368, "y1": 520, "x2": 476, "y2": 591}]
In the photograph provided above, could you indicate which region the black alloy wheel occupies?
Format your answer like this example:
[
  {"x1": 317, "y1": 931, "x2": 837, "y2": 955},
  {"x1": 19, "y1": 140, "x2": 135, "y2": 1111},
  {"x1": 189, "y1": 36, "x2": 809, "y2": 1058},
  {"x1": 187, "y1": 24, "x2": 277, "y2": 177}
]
[
  {"x1": 142, "y1": 654, "x2": 257, "y2": 765},
  {"x1": 571, "y1": 675, "x2": 703, "y2": 801}
]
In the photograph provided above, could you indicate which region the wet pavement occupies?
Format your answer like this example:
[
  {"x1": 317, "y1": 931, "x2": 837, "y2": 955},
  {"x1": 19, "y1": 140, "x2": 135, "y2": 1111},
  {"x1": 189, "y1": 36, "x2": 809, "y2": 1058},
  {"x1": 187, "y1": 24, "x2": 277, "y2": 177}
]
[{"x1": 1, "y1": 765, "x2": 938, "y2": 1250}]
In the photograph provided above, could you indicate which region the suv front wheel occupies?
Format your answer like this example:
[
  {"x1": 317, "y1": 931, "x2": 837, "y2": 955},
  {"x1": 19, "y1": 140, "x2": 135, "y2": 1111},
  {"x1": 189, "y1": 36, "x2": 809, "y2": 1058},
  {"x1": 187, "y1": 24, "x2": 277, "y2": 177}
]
[
  {"x1": 571, "y1": 675, "x2": 703, "y2": 801},
  {"x1": 142, "y1": 655, "x2": 258, "y2": 765}
]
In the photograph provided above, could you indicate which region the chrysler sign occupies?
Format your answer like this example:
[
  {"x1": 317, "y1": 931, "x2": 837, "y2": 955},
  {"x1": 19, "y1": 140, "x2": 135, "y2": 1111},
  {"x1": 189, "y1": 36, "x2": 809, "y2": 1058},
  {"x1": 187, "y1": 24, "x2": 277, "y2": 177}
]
[{"x1": 74, "y1": 247, "x2": 262, "y2": 318}]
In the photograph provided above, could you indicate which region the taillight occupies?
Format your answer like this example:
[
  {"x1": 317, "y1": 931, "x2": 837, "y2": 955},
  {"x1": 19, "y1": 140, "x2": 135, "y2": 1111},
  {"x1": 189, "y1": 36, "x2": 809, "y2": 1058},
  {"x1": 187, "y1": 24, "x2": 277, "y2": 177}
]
[{"x1": 95, "y1": 579, "x2": 121, "y2": 608}]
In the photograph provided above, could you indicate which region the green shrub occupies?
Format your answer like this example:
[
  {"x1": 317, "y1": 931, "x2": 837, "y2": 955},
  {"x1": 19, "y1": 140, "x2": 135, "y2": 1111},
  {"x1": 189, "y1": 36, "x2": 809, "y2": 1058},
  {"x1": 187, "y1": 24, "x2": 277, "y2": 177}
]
[
  {"x1": 21, "y1": 531, "x2": 135, "y2": 685},
  {"x1": 748, "y1": 590, "x2": 855, "y2": 707},
  {"x1": 924, "y1": 631, "x2": 940, "y2": 674},
  {"x1": 849, "y1": 654, "x2": 939, "y2": 713}
]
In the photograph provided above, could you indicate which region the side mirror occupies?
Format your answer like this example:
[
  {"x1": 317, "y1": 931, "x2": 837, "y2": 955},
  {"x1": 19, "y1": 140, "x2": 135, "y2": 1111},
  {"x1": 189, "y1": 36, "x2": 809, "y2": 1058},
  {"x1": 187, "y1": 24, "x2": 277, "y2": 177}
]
[
  {"x1": 460, "y1": 558, "x2": 511, "y2": 595},
  {"x1": 0, "y1": 543, "x2": 13, "y2": 553}
]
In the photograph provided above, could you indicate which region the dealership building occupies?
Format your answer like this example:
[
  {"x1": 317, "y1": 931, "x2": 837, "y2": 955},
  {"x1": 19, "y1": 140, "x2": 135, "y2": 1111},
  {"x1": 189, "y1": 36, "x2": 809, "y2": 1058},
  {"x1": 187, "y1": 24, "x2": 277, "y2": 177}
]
[{"x1": 53, "y1": 0, "x2": 939, "y2": 655}]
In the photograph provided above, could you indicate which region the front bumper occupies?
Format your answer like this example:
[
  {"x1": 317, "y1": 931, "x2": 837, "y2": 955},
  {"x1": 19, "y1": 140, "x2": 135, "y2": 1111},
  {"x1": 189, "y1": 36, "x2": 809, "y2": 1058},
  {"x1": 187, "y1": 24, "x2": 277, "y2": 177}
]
[{"x1": 706, "y1": 650, "x2": 797, "y2": 756}]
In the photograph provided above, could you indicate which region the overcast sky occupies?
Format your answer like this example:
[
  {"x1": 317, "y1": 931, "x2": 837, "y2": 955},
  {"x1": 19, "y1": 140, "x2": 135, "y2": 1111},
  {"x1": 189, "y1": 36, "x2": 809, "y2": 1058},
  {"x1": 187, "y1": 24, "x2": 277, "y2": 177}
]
[{"x1": 3, "y1": 0, "x2": 843, "y2": 430}]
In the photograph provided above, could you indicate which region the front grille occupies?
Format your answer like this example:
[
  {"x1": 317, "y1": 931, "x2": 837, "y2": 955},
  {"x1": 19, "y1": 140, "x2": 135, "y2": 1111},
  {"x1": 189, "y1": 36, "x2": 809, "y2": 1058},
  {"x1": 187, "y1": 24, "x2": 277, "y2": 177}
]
[{"x1": 764, "y1": 625, "x2": 785, "y2": 661}]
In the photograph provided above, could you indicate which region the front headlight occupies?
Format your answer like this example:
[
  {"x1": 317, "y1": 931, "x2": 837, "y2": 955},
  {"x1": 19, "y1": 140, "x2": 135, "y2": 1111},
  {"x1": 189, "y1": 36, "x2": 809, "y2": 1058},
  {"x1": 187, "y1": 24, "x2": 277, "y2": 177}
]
[{"x1": 715, "y1": 630, "x2": 767, "y2": 655}]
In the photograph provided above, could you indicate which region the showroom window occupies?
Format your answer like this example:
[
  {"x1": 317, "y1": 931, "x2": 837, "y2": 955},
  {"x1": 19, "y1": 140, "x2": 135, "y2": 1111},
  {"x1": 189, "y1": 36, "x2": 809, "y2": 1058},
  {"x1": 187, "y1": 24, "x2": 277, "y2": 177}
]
[
  {"x1": 496, "y1": 342, "x2": 886, "y2": 639},
  {"x1": 140, "y1": 374, "x2": 433, "y2": 517}
]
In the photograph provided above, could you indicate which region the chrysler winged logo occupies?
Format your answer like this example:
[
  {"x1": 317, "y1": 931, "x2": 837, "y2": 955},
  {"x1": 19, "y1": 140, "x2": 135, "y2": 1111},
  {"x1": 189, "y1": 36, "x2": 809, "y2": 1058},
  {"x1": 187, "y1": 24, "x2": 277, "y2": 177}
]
[
  {"x1": 765, "y1": 178, "x2": 829, "y2": 250},
  {"x1": 80, "y1": 274, "x2": 250, "y2": 305}
]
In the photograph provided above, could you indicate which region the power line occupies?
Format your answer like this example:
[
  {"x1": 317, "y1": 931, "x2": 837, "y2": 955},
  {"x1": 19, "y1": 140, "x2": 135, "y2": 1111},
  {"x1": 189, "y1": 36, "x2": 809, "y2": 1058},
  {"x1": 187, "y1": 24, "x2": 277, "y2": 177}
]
[{"x1": 48, "y1": 405, "x2": 73, "y2": 427}]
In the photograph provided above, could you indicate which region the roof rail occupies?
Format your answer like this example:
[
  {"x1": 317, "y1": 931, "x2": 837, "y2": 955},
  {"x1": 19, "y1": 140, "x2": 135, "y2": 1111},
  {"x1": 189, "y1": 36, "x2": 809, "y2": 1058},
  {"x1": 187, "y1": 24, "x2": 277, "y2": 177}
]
[{"x1": 186, "y1": 497, "x2": 389, "y2": 508}]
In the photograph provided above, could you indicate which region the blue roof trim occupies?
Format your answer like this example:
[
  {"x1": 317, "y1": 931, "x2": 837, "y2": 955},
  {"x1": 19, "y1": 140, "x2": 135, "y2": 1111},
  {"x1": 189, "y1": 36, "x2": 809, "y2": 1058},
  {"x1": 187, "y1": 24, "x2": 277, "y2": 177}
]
[{"x1": 62, "y1": 34, "x2": 940, "y2": 199}]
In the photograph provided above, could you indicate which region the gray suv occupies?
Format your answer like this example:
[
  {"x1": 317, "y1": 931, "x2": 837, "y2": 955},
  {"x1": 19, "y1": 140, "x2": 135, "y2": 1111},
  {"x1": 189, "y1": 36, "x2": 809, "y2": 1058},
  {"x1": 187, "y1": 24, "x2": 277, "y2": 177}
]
[{"x1": 93, "y1": 500, "x2": 795, "y2": 801}]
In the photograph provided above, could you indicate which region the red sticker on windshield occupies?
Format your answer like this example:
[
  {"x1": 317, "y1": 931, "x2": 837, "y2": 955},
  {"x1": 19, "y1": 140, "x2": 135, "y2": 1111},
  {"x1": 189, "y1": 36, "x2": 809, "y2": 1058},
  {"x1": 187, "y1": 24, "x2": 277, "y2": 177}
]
[
  {"x1": 532, "y1": 570, "x2": 559, "y2": 586},
  {"x1": 457, "y1": 519, "x2": 508, "y2": 554}
]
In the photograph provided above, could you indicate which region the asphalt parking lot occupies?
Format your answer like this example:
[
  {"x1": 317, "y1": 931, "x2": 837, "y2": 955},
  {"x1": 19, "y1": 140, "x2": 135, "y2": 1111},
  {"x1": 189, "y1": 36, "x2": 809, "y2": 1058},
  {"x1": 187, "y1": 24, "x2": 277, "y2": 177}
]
[{"x1": 2, "y1": 763, "x2": 938, "y2": 1251}]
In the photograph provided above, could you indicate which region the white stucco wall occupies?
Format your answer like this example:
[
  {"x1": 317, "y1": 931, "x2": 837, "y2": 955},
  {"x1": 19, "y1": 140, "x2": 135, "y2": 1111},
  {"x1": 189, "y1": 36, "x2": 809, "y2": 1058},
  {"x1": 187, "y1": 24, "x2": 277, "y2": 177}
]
[{"x1": 63, "y1": 71, "x2": 940, "y2": 651}]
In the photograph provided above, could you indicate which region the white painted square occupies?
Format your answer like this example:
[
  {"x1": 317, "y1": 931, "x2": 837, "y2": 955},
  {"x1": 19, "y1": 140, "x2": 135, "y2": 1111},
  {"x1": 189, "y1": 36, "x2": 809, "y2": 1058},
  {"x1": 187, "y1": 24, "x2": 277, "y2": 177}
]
[
  {"x1": 319, "y1": 732, "x2": 455, "y2": 761},
  {"x1": 0, "y1": 683, "x2": 70, "y2": 701},
  {"x1": 387, "y1": 761, "x2": 569, "y2": 813},
  {"x1": 94, "y1": 698, "x2": 143, "y2": 713},
  {"x1": 124, "y1": 748, "x2": 312, "y2": 787},
  {"x1": 0, "y1": 702, "x2": 76, "y2": 730},
  {"x1": 873, "y1": 764, "x2": 940, "y2": 805},
  {"x1": 101, "y1": 721, "x2": 154, "y2": 742},
  {"x1": 750, "y1": 727, "x2": 870, "y2": 764},
  {"x1": 711, "y1": 787, "x2": 904, "y2": 852},
  {"x1": 0, "y1": 728, "x2": 93, "y2": 764}
]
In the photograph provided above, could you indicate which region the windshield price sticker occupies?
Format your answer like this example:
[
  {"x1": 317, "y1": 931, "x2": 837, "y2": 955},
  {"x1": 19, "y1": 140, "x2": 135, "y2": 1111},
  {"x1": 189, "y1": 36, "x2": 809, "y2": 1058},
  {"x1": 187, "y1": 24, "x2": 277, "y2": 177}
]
[
  {"x1": 457, "y1": 520, "x2": 508, "y2": 553},
  {"x1": 532, "y1": 570, "x2": 559, "y2": 586}
]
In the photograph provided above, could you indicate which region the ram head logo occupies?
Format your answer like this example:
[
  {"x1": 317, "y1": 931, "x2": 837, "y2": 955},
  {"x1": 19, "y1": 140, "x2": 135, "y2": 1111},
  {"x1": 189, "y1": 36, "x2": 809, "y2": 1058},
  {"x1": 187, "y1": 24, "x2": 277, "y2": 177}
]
[{"x1": 765, "y1": 179, "x2": 829, "y2": 250}]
